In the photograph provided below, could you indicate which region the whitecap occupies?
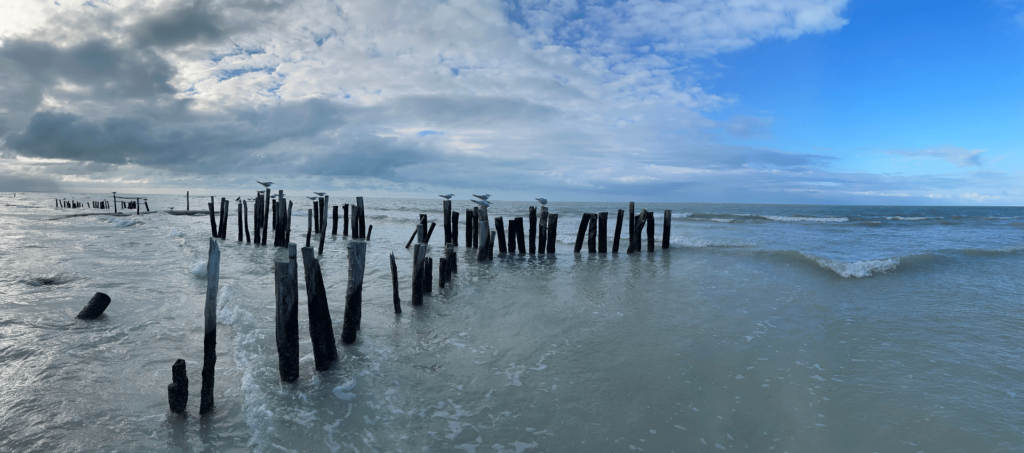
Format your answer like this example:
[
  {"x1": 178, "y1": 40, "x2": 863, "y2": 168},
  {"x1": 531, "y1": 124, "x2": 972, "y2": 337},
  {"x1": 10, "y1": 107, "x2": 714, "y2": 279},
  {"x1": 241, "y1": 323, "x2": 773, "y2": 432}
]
[
  {"x1": 803, "y1": 253, "x2": 900, "y2": 278},
  {"x1": 764, "y1": 215, "x2": 848, "y2": 223}
]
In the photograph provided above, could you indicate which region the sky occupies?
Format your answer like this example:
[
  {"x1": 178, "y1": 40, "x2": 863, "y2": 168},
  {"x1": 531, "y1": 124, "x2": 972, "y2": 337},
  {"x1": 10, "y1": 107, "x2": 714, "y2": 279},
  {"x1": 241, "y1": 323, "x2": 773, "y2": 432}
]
[{"x1": 0, "y1": 0, "x2": 1020, "y2": 204}]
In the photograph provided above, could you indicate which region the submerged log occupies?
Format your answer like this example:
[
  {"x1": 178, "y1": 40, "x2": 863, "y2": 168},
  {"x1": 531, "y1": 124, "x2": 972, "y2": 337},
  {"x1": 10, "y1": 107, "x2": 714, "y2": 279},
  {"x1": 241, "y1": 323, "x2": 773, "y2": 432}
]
[{"x1": 76, "y1": 292, "x2": 111, "y2": 320}]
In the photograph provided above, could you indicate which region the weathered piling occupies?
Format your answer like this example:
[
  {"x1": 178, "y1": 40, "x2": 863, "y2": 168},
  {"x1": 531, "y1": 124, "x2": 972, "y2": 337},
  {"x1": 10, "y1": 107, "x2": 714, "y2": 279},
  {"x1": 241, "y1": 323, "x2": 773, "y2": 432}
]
[
  {"x1": 343, "y1": 204, "x2": 349, "y2": 236},
  {"x1": 137, "y1": 198, "x2": 141, "y2": 215},
  {"x1": 587, "y1": 213, "x2": 597, "y2": 253},
  {"x1": 574, "y1": 213, "x2": 591, "y2": 253},
  {"x1": 208, "y1": 202, "x2": 217, "y2": 237},
  {"x1": 405, "y1": 227, "x2": 419, "y2": 249},
  {"x1": 200, "y1": 239, "x2": 220, "y2": 415},
  {"x1": 495, "y1": 217, "x2": 507, "y2": 253},
  {"x1": 356, "y1": 197, "x2": 366, "y2": 239},
  {"x1": 237, "y1": 202, "x2": 243, "y2": 242},
  {"x1": 389, "y1": 252, "x2": 401, "y2": 314},
  {"x1": 318, "y1": 195, "x2": 328, "y2": 254},
  {"x1": 515, "y1": 217, "x2": 526, "y2": 253},
  {"x1": 76, "y1": 292, "x2": 111, "y2": 319},
  {"x1": 254, "y1": 195, "x2": 262, "y2": 244},
  {"x1": 546, "y1": 213, "x2": 558, "y2": 254},
  {"x1": 412, "y1": 243, "x2": 426, "y2": 306},
  {"x1": 443, "y1": 200, "x2": 452, "y2": 245},
  {"x1": 301, "y1": 247, "x2": 338, "y2": 371},
  {"x1": 366, "y1": 225, "x2": 373, "y2": 241},
  {"x1": 424, "y1": 257, "x2": 433, "y2": 294},
  {"x1": 342, "y1": 241, "x2": 367, "y2": 344},
  {"x1": 598, "y1": 212, "x2": 608, "y2": 253},
  {"x1": 647, "y1": 210, "x2": 655, "y2": 252},
  {"x1": 306, "y1": 210, "x2": 313, "y2": 247},
  {"x1": 473, "y1": 207, "x2": 481, "y2": 248},
  {"x1": 538, "y1": 208, "x2": 549, "y2": 255},
  {"x1": 465, "y1": 209, "x2": 474, "y2": 248},
  {"x1": 612, "y1": 209, "x2": 624, "y2": 253},
  {"x1": 488, "y1": 231, "x2": 496, "y2": 260},
  {"x1": 451, "y1": 211, "x2": 460, "y2": 247},
  {"x1": 439, "y1": 257, "x2": 447, "y2": 288},
  {"x1": 262, "y1": 188, "x2": 271, "y2": 245},
  {"x1": 529, "y1": 207, "x2": 537, "y2": 254},
  {"x1": 219, "y1": 198, "x2": 229, "y2": 240},
  {"x1": 628, "y1": 210, "x2": 648, "y2": 254},
  {"x1": 332, "y1": 206, "x2": 339, "y2": 235},
  {"x1": 187, "y1": 191, "x2": 190, "y2": 211},
  {"x1": 313, "y1": 201, "x2": 320, "y2": 234},
  {"x1": 243, "y1": 201, "x2": 251, "y2": 243},
  {"x1": 274, "y1": 244, "x2": 299, "y2": 382},
  {"x1": 507, "y1": 218, "x2": 516, "y2": 253},
  {"x1": 662, "y1": 210, "x2": 671, "y2": 248},
  {"x1": 628, "y1": 202, "x2": 635, "y2": 252},
  {"x1": 477, "y1": 220, "x2": 488, "y2": 261},
  {"x1": 447, "y1": 243, "x2": 457, "y2": 276},
  {"x1": 425, "y1": 222, "x2": 437, "y2": 245},
  {"x1": 167, "y1": 359, "x2": 188, "y2": 414}
]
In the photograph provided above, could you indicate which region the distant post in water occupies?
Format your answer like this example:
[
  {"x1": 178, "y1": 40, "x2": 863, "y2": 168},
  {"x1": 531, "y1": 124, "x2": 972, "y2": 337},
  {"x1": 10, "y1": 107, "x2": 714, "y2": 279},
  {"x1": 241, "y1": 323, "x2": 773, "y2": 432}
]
[
  {"x1": 546, "y1": 213, "x2": 558, "y2": 254},
  {"x1": 200, "y1": 239, "x2": 220, "y2": 415},
  {"x1": 332, "y1": 206, "x2": 339, "y2": 235},
  {"x1": 243, "y1": 201, "x2": 251, "y2": 243},
  {"x1": 574, "y1": 213, "x2": 591, "y2": 253},
  {"x1": 515, "y1": 217, "x2": 526, "y2": 253},
  {"x1": 274, "y1": 244, "x2": 299, "y2": 382},
  {"x1": 507, "y1": 218, "x2": 516, "y2": 253},
  {"x1": 208, "y1": 201, "x2": 217, "y2": 238},
  {"x1": 646, "y1": 211, "x2": 655, "y2": 252},
  {"x1": 443, "y1": 200, "x2": 452, "y2": 245},
  {"x1": 587, "y1": 213, "x2": 597, "y2": 253},
  {"x1": 528, "y1": 207, "x2": 537, "y2": 254},
  {"x1": 538, "y1": 207, "x2": 549, "y2": 255},
  {"x1": 451, "y1": 211, "x2": 460, "y2": 247},
  {"x1": 390, "y1": 252, "x2": 401, "y2": 314},
  {"x1": 412, "y1": 243, "x2": 426, "y2": 306},
  {"x1": 306, "y1": 209, "x2": 313, "y2": 247},
  {"x1": 343, "y1": 204, "x2": 349, "y2": 236},
  {"x1": 301, "y1": 247, "x2": 338, "y2": 371},
  {"x1": 662, "y1": 210, "x2": 671, "y2": 249},
  {"x1": 186, "y1": 191, "x2": 190, "y2": 211},
  {"x1": 628, "y1": 202, "x2": 635, "y2": 252},
  {"x1": 495, "y1": 217, "x2": 507, "y2": 254},
  {"x1": 356, "y1": 197, "x2": 366, "y2": 239}
]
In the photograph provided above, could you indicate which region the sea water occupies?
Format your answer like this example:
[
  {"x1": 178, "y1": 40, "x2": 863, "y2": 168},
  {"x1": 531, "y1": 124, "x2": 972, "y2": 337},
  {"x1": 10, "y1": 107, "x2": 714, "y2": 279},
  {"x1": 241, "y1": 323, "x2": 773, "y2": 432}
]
[{"x1": 1, "y1": 193, "x2": 1022, "y2": 452}]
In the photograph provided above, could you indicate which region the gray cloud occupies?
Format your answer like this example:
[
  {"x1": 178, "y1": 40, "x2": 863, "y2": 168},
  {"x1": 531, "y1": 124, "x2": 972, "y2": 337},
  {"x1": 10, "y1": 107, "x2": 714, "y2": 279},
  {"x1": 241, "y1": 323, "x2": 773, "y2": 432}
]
[{"x1": 129, "y1": 1, "x2": 224, "y2": 48}]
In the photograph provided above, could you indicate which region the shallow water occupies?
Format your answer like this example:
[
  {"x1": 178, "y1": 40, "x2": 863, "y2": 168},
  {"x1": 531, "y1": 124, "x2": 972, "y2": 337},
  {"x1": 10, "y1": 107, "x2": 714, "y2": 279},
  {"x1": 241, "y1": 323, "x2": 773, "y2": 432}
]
[{"x1": 1, "y1": 193, "x2": 1022, "y2": 452}]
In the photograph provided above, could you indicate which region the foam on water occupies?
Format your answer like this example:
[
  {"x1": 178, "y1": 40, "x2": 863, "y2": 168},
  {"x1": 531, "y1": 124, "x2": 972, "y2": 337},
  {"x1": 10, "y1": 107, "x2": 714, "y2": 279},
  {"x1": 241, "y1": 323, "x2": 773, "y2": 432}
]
[
  {"x1": 801, "y1": 253, "x2": 900, "y2": 278},
  {"x1": 762, "y1": 215, "x2": 849, "y2": 223}
]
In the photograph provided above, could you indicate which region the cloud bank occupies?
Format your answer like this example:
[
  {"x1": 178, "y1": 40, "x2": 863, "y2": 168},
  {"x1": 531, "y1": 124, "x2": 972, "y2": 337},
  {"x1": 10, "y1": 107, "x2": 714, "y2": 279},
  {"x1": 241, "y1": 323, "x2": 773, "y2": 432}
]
[{"x1": 0, "y1": 0, "x2": 1007, "y2": 203}]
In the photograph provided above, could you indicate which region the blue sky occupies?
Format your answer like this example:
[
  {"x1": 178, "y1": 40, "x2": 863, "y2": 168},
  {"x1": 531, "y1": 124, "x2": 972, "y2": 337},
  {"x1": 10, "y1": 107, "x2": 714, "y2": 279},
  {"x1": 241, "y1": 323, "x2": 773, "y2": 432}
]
[{"x1": 0, "y1": 0, "x2": 1020, "y2": 204}]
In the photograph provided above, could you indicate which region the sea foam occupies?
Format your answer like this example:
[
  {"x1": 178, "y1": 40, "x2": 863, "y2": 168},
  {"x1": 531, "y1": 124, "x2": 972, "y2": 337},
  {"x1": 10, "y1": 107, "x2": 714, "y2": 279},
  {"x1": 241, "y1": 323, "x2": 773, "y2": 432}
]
[{"x1": 803, "y1": 253, "x2": 899, "y2": 278}]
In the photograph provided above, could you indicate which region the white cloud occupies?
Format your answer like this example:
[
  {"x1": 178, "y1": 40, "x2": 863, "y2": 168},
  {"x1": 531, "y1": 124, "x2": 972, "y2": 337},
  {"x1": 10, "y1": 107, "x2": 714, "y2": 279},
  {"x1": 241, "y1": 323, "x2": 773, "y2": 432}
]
[{"x1": 889, "y1": 146, "x2": 985, "y2": 167}]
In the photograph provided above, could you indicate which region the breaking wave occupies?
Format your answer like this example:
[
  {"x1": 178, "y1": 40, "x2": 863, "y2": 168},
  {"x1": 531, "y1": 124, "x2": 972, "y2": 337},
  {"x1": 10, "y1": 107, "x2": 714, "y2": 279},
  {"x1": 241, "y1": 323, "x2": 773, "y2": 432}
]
[{"x1": 801, "y1": 253, "x2": 900, "y2": 278}]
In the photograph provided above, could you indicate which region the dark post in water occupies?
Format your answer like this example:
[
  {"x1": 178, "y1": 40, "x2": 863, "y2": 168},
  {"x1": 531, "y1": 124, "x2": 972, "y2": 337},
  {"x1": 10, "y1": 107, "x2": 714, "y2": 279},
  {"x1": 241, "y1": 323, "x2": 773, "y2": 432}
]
[
  {"x1": 200, "y1": 239, "x2": 220, "y2": 414},
  {"x1": 274, "y1": 244, "x2": 299, "y2": 382},
  {"x1": 342, "y1": 242, "x2": 367, "y2": 344}
]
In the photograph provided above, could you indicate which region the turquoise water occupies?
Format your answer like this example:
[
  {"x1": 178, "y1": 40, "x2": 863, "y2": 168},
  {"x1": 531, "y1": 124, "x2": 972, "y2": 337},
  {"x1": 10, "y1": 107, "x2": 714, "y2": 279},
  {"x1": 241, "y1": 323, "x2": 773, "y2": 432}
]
[{"x1": 1, "y1": 193, "x2": 1022, "y2": 452}]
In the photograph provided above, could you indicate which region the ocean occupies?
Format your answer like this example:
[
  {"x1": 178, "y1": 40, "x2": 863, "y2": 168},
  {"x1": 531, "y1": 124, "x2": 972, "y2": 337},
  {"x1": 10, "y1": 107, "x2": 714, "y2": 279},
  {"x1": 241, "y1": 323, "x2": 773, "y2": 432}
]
[{"x1": 1, "y1": 192, "x2": 1022, "y2": 452}]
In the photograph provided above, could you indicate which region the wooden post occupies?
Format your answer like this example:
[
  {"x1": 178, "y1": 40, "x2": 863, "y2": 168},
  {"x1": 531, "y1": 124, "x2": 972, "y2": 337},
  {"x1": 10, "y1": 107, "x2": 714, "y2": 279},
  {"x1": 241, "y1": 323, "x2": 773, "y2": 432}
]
[
  {"x1": 647, "y1": 210, "x2": 655, "y2": 252},
  {"x1": 313, "y1": 201, "x2": 320, "y2": 234},
  {"x1": 366, "y1": 225, "x2": 372, "y2": 241},
  {"x1": 425, "y1": 222, "x2": 437, "y2": 245},
  {"x1": 219, "y1": 198, "x2": 228, "y2": 239},
  {"x1": 342, "y1": 242, "x2": 367, "y2": 344},
  {"x1": 598, "y1": 212, "x2": 608, "y2": 253},
  {"x1": 546, "y1": 213, "x2": 558, "y2": 254},
  {"x1": 390, "y1": 252, "x2": 401, "y2": 314},
  {"x1": 528, "y1": 206, "x2": 537, "y2": 254},
  {"x1": 451, "y1": 211, "x2": 460, "y2": 247},
  {"x1": 507, "y1": 218, "x2": 516, "y2": 253},
  {"x1": 663, "y1": 210, "x2": 671, "y2": 248},
  {"x1": 628, "y1": 202, "x2": 635, "y2": 252},
  {"x1": 237, "y1": 202, "x2": 243, "y2": 242},
  {"x1": 477, "y1": 218, "x2": 488, "y2": 261},
  {"x1": 412, "y1": 243, "x2": 426, "y2": 306},
  {"x1": 244, "y1": 201, "x2": 251, "y2": 243},
  {"x1": 144, "y1": 199, "x2": 149, "y2": 212},
  {"x1": 515, "y1": 217, "x2": 526, "y2": 253},
  {"x1": 332, "y1": 206, "x2": 339, "y2": 235},
  {"x1": 200, "y1": 239, "x2": 220, "y2": 414},
  {"x1": 443, "y1": 200, "x2": 452, "y2": 245},
  {"x1": 424, "y1": 257, "x2": 433, "y2": 294},
  {"x1": 405, "y1": 227, "x2": 419, "y2": 249},
  {"x1": 343, "y1": 204, "x2": 349, "y2": 236},
  {"x1": 439, "y1": 257, "x2": 447, "y2": 288},
  {"x1": 254, "y1": 195, "x2": 261, "y2": 244},
  {"x1": 136, "y1": 198, "x2": 140, "y2": 215},
  {"x1": 488, "y1": 231, "x2": 496, "y2": 260},
  {"x1": 612, "y1": 209, "x2": 624, "y2": 253},
  {"x1": 274, "y1": 244, "x2": 299, "y2": 382},
  {"x1": 318, "y1": 196, "x2": 328, "y2": 254},
  {"x1": 574, "y1": 213, "x2": 591, "y2": 253},
  {"x1": 186, "y1": 191, "x2": 189, "y2": 211},
  {"x1": 472, "y1": 207, "x2": 481, "y2": 248},
  {"x1": 628, "y1": 210, "x2": 648, "y2": 254},
  {"x1": 306, "y1": 210, "x2": 313, "y2": 247},
  {"x1": 262, "y1": 188, "x2": 271, "y2": 246},
  {"x1": 495, "y1": 217, "x2": 507, "y2": 253},
  {"x1": 167, "y1": 359, "x2": 188, "y2": 414},
  {"x1": 208, "y1": 202, "x2": 217, "y2": 237},
  {"x1": 538, "y1": 207, "x2": 548, "y2": 255},
  {"x1": 465, "y1": 209, "x2": 474, "y2": 248},
  {"x1": 356, "y1": 197, "x2": 366, "y2": 239},
  {"x1": 301, "y1": 247, "x2": 338, "y2": 371},
  {"x1": 588, "y1": 213, "x2": 597, "y2": 253}
]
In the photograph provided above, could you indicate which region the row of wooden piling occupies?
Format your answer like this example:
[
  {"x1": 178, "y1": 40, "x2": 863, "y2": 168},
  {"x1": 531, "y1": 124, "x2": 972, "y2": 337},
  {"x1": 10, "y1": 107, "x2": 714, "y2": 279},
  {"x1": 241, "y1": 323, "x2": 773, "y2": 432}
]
[{"x1": 55, "y1": 199, "x2": 112, "y2": 209}]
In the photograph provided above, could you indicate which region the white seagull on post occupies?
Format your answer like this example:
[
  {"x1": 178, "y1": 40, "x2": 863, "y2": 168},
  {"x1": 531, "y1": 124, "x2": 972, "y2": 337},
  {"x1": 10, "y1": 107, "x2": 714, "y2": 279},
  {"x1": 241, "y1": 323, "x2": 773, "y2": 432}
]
[
  {"x1": 535, "y1": 198, "x2": 547, "y2": 205},
  {"x1": 257, "y1": 181, "x2": 273, "y2": 188},
  {"x1": 439, "y1": 194, "x2": 454, "y2": 199},
  {"x1": 471, "y1": 199, "x2": 491, "y2": 208},
  {"x1": 313, "y1": 192, "x2": 327, "y2": 196},
  {"x1": 472, "y1": 194, "x2": 490, "y2": 201}
]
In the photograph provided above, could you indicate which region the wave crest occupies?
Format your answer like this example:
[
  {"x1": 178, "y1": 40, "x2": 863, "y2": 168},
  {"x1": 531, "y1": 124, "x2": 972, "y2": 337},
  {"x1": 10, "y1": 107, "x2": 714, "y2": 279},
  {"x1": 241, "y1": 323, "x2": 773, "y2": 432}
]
[{"x1": 802, "y1": 253, "x2": 899, "y2": 278}]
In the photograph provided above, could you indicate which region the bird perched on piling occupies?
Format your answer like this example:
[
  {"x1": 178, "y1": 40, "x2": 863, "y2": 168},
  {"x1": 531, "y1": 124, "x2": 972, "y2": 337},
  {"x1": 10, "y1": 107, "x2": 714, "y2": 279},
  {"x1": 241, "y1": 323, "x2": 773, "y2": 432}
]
[
  {"x1": 536, "y1": 198, "x2": 547, "y2": 205},
  {"x1": 313, "y1": 192, "x2": 327, "y2": 196},
  {"x1": 472, "y1": 194, "x2": 490, "y2": 201},
  {"x1": 257, "y1": 181, "x2": 273, "y2": 188},
  {"x1": 235, "y1": 197, "x2": 241, "y2": 202},
  {"x1": 471, "y1": 199, "x2": 491, "y2": 208},
  {"x1": 306, "y1": 196, "x2": 318, "y2": 200},
  {"x1": 439, "y1": 194, "x2": 454, "y2": 199}
]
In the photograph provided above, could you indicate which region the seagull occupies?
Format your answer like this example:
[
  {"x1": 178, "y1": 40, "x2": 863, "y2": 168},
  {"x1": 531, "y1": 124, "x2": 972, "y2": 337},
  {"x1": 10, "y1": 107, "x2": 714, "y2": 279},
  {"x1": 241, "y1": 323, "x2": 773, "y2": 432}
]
[
  {"x1": 439, "y1": 194, "x2": 454, "y2": 199},
  {"x1": 535, "y1": 198, "x2": 547, "y2": 205},
  {"x1": 313, "y1": 192, "x2": 327, "y2": 196},
  {"x1": 257, "y1": 181, "x2": 274, "y2": 188},
  {"x1": 235, "y1": 197, "x2": 241, "y2": 202},
  {"x1": 307, "y1": 196, "x2": 318, "y2": 200},
  {"x1": 471, "y1": 199, "x2": 491, "y2": 208},
  {"x1": 472, "y1": 194, "x2": 491, "y2": 201},
  {"x1": 169, "y1": 207, "x2": 175, "y2": 210}
]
